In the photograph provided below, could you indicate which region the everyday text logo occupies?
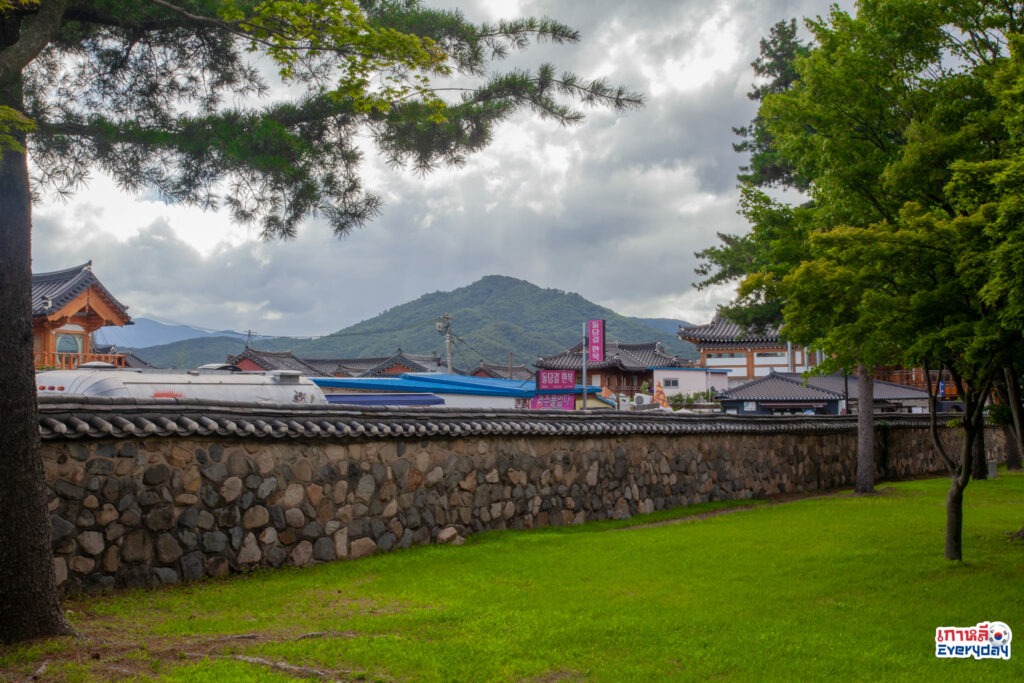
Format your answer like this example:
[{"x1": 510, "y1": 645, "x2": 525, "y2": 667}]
[{"x1": 935, "y1": 622, "x2": 1011, "y2": 660}]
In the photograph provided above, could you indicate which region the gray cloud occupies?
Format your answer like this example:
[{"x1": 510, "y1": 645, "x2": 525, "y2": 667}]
[{"x1": 31, "y1": 1, "x2": 849, "y2": 342}]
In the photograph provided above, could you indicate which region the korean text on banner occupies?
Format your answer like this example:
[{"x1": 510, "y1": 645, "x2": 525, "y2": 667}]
[
  {"x1": 536, "y1": 369, "x2": 576, "y2": 391},
  {"x1": 588, "y1": 319, "x2": 605, "y2": 362}
]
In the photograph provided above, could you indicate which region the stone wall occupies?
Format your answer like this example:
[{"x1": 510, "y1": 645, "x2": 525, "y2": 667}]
[{"x1": 38, "y1": 399, "x2": 1002, "y2": 595}]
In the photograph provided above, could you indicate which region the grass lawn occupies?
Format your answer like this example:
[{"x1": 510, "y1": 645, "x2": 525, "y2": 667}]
[{"x1": 2, "y1": 472, "x2": 1023, "y2": 682}]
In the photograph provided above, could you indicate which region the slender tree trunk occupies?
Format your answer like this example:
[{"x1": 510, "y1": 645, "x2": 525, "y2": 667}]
[
  {"x1": 971, "y1": 426, "x2": 988, "y2": 480},
  {"x1": 1004, "y1": 366, "x2": 1023, "y2": 470},
  {"x1": 944, "y1": 426, "x2": 974, "y2": 561},
  {"x1": 945, "y1": 403, "x2": 982, "y2": 561},
  {"x1": 945, "y1": 474, "x2": 966, "y2": 561},
  {"x1": 0, "y1": 74, "x2": 73, "y2": 642},
  {"x1": 855, "y1": 365, "x2": 875, "y2": 493},
  {"x1": 1002, "y1": 425, "x2": 1021, "y2": 470}
]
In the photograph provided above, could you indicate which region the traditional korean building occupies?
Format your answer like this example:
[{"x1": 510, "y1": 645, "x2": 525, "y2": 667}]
[
  {"x1": 535, "y1": 340, "x2": 688, "y2": 398},
  {"x1": 226, "y1": 348, "x2": 321, "y2": 374},
  {"x1": 718, "y1": 370, "x2": 933, "y2": 416},
  {"x1": 677, "y1": 315, "x2": 820, "y2": 386},
  {"x1": 773, "y1": 372, "x2": 932, "y2": 413},
  {"x1": 32, "y1": 262, "x2": 132, "y2": 370},
  {"x1": 716, "y1": 372, "x2": 843, "y2": 415},
  {"x1": 468, "y1": 360, "x2": 535, "y2": 381},
  {"x1": 302, "y1": 350, "x2": 449, "y2": 377},
  {"x1": 227, "y1": 348, "x2": 451, "y2": 377}
]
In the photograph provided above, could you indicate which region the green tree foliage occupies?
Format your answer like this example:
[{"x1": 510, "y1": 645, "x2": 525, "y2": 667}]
[
  {"x1": 0, "y1": 0, "x2": 642, "y2": 643},
  {"x1": 707, "y1": 0, "x2": 1024, "y2": 559}
]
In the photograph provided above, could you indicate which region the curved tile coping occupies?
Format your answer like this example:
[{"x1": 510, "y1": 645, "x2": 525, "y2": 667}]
[{"x1": 37, "y1": 396, "x2": 943, "y2": 441}]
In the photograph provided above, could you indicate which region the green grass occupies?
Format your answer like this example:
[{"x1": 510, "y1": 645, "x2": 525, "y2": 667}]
[{"x1": 3, "y1": 473, "x2": 1023, "y2": 681}]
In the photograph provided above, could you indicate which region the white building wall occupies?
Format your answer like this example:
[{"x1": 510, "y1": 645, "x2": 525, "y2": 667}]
[
  {"x1": 653, "y1": 368, "x2": 730, "y2": 397},
  {"x1": 436, "y1": 394, "x2": 521, "y2": 409},
  {"x1": 711, "y1": 347, "x2": 818, "y2": 384}
]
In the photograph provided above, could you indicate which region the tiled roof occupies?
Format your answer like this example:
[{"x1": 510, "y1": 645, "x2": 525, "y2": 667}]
[
  {"x1": 304, "y1": 350, "x2": 450, "y2": 377},
  {"x1": 93, "y1": 345, "x2": 159, "y2": 369},
  {"x1": 536, "y1": 341, "x2": 687, "y2": 372},
  {"x1": 36, "y1": 395, "x2": 938, "y2": 442},
  {"x1": 717, "y1": 373, "x2": 842, "y2": 402},
  {"x1": 772, "y1": 373, "x2": 931, "y2": 401},
  {"x1": 678, "y1": 315, "x2": 780, "y2": 344},
  {"x1": 301, "y1": 358, "x2": 346, "y2": 375},
  {"x1": 32, "y1": 262, "x2": 130, "y2": 321},
  {"x1": 227, "y1": 348, "x2": 321, "y2": 375},
  {"x1": 471, "y1": 361, "x2": 535, "y2": 381}
]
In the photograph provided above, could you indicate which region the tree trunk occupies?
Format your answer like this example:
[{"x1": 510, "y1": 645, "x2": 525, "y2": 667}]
[
  {"x1": 945, "y1": 405, "x2": 981, "y2": 562},
  {"x1": 945, "y1": 475, "x2": 966, "y2": 561},
  {"x1": 1004, "y1": 366, "x2": 1023, "y2": 470},
  {"x1": 971, "y1": 425, "x2": 987, "y2": 480},
  {"x1": 855, "y1": 365, "x2": 875, "y2": 493},
  {"x1": 0, "y1": 75, "x2": 73, "y2": 642},
  {"x1": 1003, "y1": 425, "x2": 1021, "y2": 471}
]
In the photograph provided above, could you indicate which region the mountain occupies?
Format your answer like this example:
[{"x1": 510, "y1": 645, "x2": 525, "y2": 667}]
[
  {"x1": 132, "y1": 337, "x2": 250, "y2": 370},
  {"x1": 631, "y1": 317, "x2": 691, "y2": 338},
  {"x1": 130, "y1": 275, "x2": 698, "y2": 369},
  {"x1": 94, "y1": 317, "x2": 270, "y2": 349}
]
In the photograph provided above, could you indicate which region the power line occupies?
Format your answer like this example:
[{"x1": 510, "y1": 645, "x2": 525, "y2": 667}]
[
  {"x1": 103, "y1": 308, "x2": 524, "y2": 371},
  {"x1": 122, "y1": 309, "x2": 442, "y2": 343}
]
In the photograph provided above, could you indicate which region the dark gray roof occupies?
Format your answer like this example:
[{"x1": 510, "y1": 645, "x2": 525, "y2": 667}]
[
  {"x1": 471, "y1": 361, "x2": 535, "y2": 381},
  {"x1": 303, "y1": 350, "x2": 449, "y2": 377},
  {"x1": 678, "y1": 315, "x2": 779, "y2": 345},
  {"x1": 772, "y1": 373, "x2": 931, "y2": 401},
  {"x1": 32, "y1": 261, "x2": 130, "y2": 321},
  {"x1": 536, "y1": 341, "x2": 687, "y2": 372},
  {"x1": 227, "y1": 348, "x2": 321, "y2": 375},
  {"x1": 299, "y1": 358, "x2": 342, "y2": 375},
  {"x1": 37, "y1": 395, "x2": 942, "y2": 441},
  {"x1": 718, "y1": 373, "x2": 842, "y2": 402},
  {"x1": 93, "y1": 345, "x2": 159, "y2": 369}
]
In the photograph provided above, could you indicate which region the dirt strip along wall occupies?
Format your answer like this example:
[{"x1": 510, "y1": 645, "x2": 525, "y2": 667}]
[{"x1": 38, "y1": 402, "x2": 1006, "y2": 595}]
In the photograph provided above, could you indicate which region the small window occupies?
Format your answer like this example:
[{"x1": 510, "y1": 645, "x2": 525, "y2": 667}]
[
  {"x1": 663, "y1": 378, "x2": 679, "y2": 388},
  {"x1": 56, "y1": 333, "x2": 83, "y2": 354}
]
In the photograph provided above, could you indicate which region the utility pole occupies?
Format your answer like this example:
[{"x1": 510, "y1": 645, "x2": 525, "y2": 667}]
[{"x1": 435, "y1": 313, "x2": 453, "y2": 373}]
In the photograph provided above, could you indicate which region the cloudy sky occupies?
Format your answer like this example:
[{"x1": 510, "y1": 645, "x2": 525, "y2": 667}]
[{"x1": 31, "y1": 0, "x2": 848, "y2": 339}]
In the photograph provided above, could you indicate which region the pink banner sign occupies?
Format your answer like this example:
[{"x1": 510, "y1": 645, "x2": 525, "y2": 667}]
[
  {"x1": 536, "y1": 369, "x2": 577, "y2": 391},
  {"x1": 588, "y1": 319, "x2": 605, "y2": 362},
  {"x1": 530, "y1": 394, "x2": 576, "y2": 410}
]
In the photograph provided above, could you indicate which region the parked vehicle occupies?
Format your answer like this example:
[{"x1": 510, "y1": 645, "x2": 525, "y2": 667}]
[{"x1": 36, "y1": 365, "x2": 326, "y2": 404}]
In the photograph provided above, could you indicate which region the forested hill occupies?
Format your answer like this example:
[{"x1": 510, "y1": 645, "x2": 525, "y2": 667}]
[{"x1": 134, "y1": 275, "x2": 697, "y2": 369}]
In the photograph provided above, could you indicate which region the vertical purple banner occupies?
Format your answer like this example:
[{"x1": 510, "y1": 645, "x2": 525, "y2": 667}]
[{"x1": 588, "y1": 319, "x2": 605, "y2": 362}]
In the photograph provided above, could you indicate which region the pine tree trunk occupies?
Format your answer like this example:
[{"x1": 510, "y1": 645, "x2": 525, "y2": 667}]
[
  {"x1": 0, "y1": 75, "x2": 73, "y2": 643},
  {"x1": 855, "y1": 365, "x2": 875, "y2": 493}
]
